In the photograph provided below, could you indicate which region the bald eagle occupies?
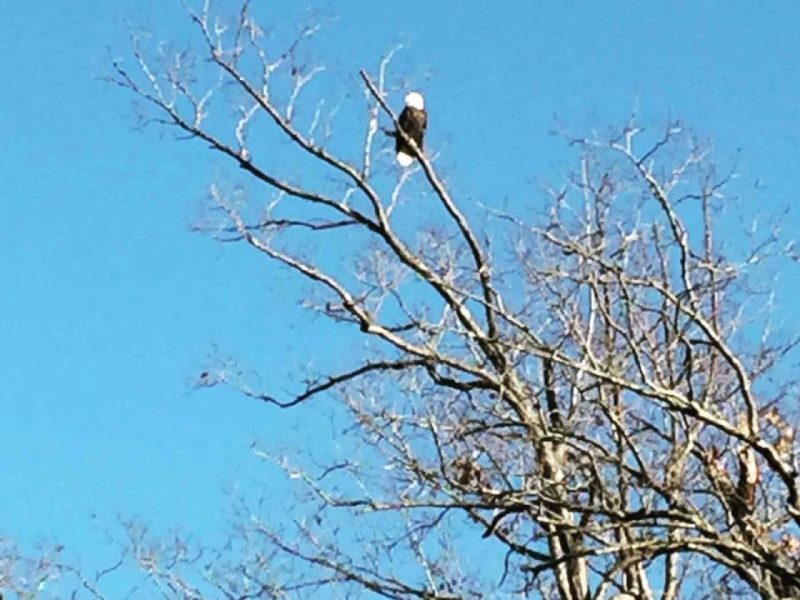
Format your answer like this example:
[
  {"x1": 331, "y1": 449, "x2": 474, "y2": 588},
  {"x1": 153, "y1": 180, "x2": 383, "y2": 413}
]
[{"x1": 395, "y1": 92, "x2": 427, "y2": 167}]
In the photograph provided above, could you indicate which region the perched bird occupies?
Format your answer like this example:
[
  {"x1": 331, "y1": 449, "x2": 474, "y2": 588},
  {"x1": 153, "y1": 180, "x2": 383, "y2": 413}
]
[{"x1": 395, "y1": 91, "x2": 427, "y2": 167}]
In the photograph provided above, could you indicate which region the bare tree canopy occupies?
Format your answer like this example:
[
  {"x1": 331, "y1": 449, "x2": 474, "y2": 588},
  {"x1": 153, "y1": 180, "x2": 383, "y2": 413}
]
[{"x1": 8, "y1": 2, "x2": 800, "y2": 599}]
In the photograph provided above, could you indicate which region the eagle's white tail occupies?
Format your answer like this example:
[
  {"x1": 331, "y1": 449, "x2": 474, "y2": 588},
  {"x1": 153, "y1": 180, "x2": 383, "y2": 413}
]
[{"x1": 396, "y1": 151, "x2": 413, "y2": 167}]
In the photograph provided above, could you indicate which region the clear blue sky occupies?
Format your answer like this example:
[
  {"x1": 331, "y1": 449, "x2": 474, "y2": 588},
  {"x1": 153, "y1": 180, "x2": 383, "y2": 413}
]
[{"x1": 1, "y1": 0, "x2": 799, "y2": 575}]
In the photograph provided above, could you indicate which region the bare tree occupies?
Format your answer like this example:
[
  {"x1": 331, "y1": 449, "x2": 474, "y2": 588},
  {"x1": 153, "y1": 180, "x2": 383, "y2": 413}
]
[
  {"x1": 31, "y1": 1, "x2": 800, "y2": 599},
  {"x1": 0, "y1": 538, "x2": 64, "y2": 598}
]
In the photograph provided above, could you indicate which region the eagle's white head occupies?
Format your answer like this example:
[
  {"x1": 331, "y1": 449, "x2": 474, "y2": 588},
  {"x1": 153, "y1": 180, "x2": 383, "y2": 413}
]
[{"x1": 404, "y1": 91, "x2": 425, "y2": 111}]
